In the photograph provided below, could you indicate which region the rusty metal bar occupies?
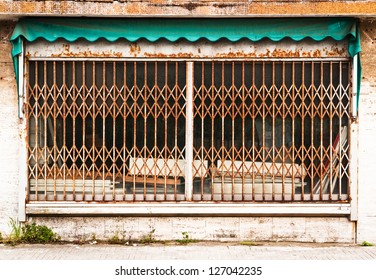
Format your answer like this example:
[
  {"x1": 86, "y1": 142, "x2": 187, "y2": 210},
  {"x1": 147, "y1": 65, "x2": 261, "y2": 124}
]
[
  {"x1": 102, "y1": 61, "x2": 106, "y2": 200},
  {"x1": 310, "y1": 62, "x2": 315, "y2": 199},
  {"x1": 329, "y1": 61, "x2": 334, "y2": 200},
  {"x1": 339, "y1": 61, "x2": 343, "y2": 200},
  {"x1": 164, "y1": 62, "x2": 169, "y2": 200},
  {"x1": 271, "y1": 61, "x2": 276, "y2": 201},
  {"x1": 251, "y1": 61, "x2": 256, "y2": 201},
  {"x1": 211, "y1": 62, "x2": 215, "y2": 198},
  {"x1": 140, "y1": 62, "x2": 147, "y2": 197},
  {"x1": 72, "y1": 61, "x2": 76, "y2": 201},
  {"x1": 81, "y1": 61, "x2": 86, "y2": 200},
  {"x1": 28, "y1": 57, "x2": 350, "y2": 62},
  {"x1": 175, "y1": 62, "x2": 181, "y2": 200},
  {"x1": 43, "y1": 60, "x2": 48, "y2": 200},
  {"x1": 53, "y1": 61, "x2": 57, "y2": 200},
  {"x1": 301, "y1": 61, "x2": 305, "y2": 201},
  {"x1": 154, "y1": 62, "x2": 158, "y2": 200},
  {"x1": 291, "y1": 61, "x2": 296, "y2": 200},
  {"x1": 62, "y1": 61, "x2": 67, "y2": 200},
  {"x1": 262, "y1": 61, "x2": 266, "y2": 200},
  {"x1": 199, "y1": 62, "x2": 205, "y2": 200},
  {"x1": 112, "y1": 61, "x2": 116, "y2": 200},
  {"x1": 282, "y1": 61, "x2": 286, "y2": 200},
  {"x1": 241, "y1": 62, "x2": 247, "y2": 200},
  {"x1": 122, "y1": 61, "x2": 127, "y2": 200},
  {"x1": 91, "y1": 61, "x2": 96, "y2": 199}
]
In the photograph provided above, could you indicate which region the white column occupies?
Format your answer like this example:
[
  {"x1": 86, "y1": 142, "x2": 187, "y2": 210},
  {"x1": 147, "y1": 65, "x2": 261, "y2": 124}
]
[
  {"x1": 349, "y1": 122, "x2": 358, "y2": 221},
  {"x1": 352, "y1": 54, "x2": 358, "y2": 118},
  {"x1": 185, "y1": 62, "x2": 194, "y2": 201},
  {"x1": 18, "y1": 42, "x2": 27, "y2": 221}
]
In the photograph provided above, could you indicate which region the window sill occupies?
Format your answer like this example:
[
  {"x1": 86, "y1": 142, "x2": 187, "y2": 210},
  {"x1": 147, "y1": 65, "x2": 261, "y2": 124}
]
[{"x1": 26, "y1": 202, "x2": 351, "y2": 216}]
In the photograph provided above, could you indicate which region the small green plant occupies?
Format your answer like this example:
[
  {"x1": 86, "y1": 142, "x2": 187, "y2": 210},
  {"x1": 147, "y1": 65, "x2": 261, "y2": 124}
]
[
  {"x1": 8, "y1": 218, "x2": 22, "y2": 243},
  {"x1": 91, "y1": 234, "x2": 97, "y2": 242},
  {"x1": 5, "y1": 218, "x2": 59, "y2": 245},
  {"x1": 89, "y1": 233, "x2": 98, "y2": 244},
  {"x1": 176, "y1": 232, "x2": 197, "y2": 244},
  {"x1": 108, "y1": 232, "x2": 124, "y2": 244},
  {"x1": 239, "y1": 241, "x2": 257, "y2": 246},
  {"x1": 140, "y1": 228, "x2": 156, "y2": 244},
  {"x1": 22, "y1": 223, "x2": 59, "y2": 243},
  {"x1": 361, "y1": 241, "x2": 374, "y2": 246}
]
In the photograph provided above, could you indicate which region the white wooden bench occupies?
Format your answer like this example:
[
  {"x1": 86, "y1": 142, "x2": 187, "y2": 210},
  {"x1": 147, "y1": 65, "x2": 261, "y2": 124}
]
[
  {"x1": 29, "y1": 178, "x2": 118, "y2": 195},
  {"x1": 213, "y1": 160, "x2": 306, "y2": 195},
  {"x1": 127, "y1": 157, "x2": 208, "y2": 184}
]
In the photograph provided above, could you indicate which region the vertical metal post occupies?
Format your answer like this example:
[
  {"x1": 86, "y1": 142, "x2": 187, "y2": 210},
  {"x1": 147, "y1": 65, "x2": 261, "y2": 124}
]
[
  {"x1": 352, "y1": 54, "x2": 358, "y2": 118},
  {"x1": 349, "y1": 58, "x2": 359, "y2": 221},
  {"x1": 18, "y1": 42, "x2": 27, "y2": 221},
  {"x1": 185, "y1": 62, "x2": 194, "y2": 201},
  {"x1": 350, "y1": 56, "x2": 359, "y2": 220},
  {"x1": 350, "y1": 122, "x2": 358, "y2": 221}
]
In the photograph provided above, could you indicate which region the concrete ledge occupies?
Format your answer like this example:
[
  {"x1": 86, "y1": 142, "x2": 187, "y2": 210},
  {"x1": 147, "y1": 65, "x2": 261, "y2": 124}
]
[
  {"x1": 26, "y1": 202, "x2": 351, "y2": 216},
  {"x1": 1, "y1": 1, "x2": 376, "y2": 18}
]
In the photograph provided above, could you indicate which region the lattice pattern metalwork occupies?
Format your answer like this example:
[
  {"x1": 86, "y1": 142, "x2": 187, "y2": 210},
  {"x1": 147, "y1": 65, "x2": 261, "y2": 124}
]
[
  {"x1": 25, "y1": 59, "x2": 351, "y2": 202},
  {"x1": 192, "y1": 61, "x2": 350, "y2": 201},
  {"x1": 26, "y1": 61, "x2": 187, "y2": 201}
]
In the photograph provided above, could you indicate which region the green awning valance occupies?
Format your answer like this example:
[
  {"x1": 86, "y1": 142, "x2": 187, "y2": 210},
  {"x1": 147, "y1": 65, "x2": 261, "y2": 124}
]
[
  {"x1": 10, "y1": 17, "x2": 361, "y2": 112},
  {"x1": 11, "y1": 17, "x2": 360, "y2": 55}
]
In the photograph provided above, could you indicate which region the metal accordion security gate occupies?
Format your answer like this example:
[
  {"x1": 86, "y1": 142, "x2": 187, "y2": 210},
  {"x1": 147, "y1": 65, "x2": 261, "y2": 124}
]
[{"x1": 25, "y1": 59, "x2": 351, "y2": 203}]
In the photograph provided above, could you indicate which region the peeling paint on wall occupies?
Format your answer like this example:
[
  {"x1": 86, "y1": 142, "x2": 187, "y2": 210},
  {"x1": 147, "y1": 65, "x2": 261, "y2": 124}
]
[{"x1": 1, "y1": 1, "x2": 376, "y2": 18}]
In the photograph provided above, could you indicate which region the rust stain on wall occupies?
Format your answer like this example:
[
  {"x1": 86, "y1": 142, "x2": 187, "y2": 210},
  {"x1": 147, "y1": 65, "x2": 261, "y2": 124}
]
[
  {"x1": 149, "y1": 2, "x2": 205, "y2": 11},
  {"x1": 360, "y1": 20, "x2": 376, "y2": 84},
  {"x1": 1, "y1": 1, "x2": 376, "y2": 16},
  {"x1": 143, "y1": 48, "x2": 345, "y2": 59},
  {"x1": 130, "y1": 43, "x2": 141, "y2": 56},
  {"x1": 49, "y1": 45, "x2": 124, "y2": 58},
  {"x1": 325, "y1": 47, "x2": 347, "y2": 57},
  {"x1": 247, "y1": 2, "x2": 376, "y2": 15},
  {"x1": 143, "y1": 52, "x2": 197, "y2": 58}
]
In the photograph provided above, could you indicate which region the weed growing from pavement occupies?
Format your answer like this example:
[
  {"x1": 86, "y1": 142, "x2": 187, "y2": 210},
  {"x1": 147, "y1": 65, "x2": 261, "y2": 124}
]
[
  {"x1": 22, "y1": 223, "x2": 59, "y2": 243},
  {"x1": 108, "y1": 231, "x2": 125, "y2": 244},
  {"x1": 176, "y1": 232, "x2": 197, "y2": 244},
  {"x1": 8, "y1": 218, "x2": 23, "y2": 244},
  {"x1": 239, "y1": 241, "x2": 258, "y2": 246},
  {"x1": 361, "y1": 241, "x2": 374, "y2": 246},
  {"x1": 4, "y1": 218, "x2": 59, "y2": 245},
  {"x1": 140, "y1": 228, "x2": 156, "y2": 244}
]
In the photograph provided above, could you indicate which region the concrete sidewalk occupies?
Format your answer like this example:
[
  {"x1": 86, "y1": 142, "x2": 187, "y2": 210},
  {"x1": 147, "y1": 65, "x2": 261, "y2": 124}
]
[{"x1": 1, "y1": 242, "x2": 376, "y2": 260}]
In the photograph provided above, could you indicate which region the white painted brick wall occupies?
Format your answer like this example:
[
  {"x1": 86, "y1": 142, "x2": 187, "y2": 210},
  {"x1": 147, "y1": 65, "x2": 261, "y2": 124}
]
[
  {"x1": 0, "y1": 21, "x2": 20, "y2": 234},
  {"x1": 357, "y1": 80, "x2": 376, "y2": 243},
  {"x1": 0, "y1": 22, "x2": 20, "y2": 234}
]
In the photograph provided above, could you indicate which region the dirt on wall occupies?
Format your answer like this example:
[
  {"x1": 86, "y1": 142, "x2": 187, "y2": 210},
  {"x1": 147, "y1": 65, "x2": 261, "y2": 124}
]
[
  {"x1": 1, "y1": 1, "x2": 376, "y2": 17},
  {"x1": 361, "y1": 19, "x2": 376, "y2": 85}
]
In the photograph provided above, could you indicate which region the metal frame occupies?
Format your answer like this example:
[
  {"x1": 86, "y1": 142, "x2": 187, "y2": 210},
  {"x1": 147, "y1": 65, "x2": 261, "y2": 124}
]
[
  {"x1": 18, "y1": 39, "x2": 27, "y2": 221},
  {"x1": 24, "y1": 59, "x2": 352, "y2": 203},
  {"x1": 21, "y1": 38, "x2": 358, "y2": 217}
]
